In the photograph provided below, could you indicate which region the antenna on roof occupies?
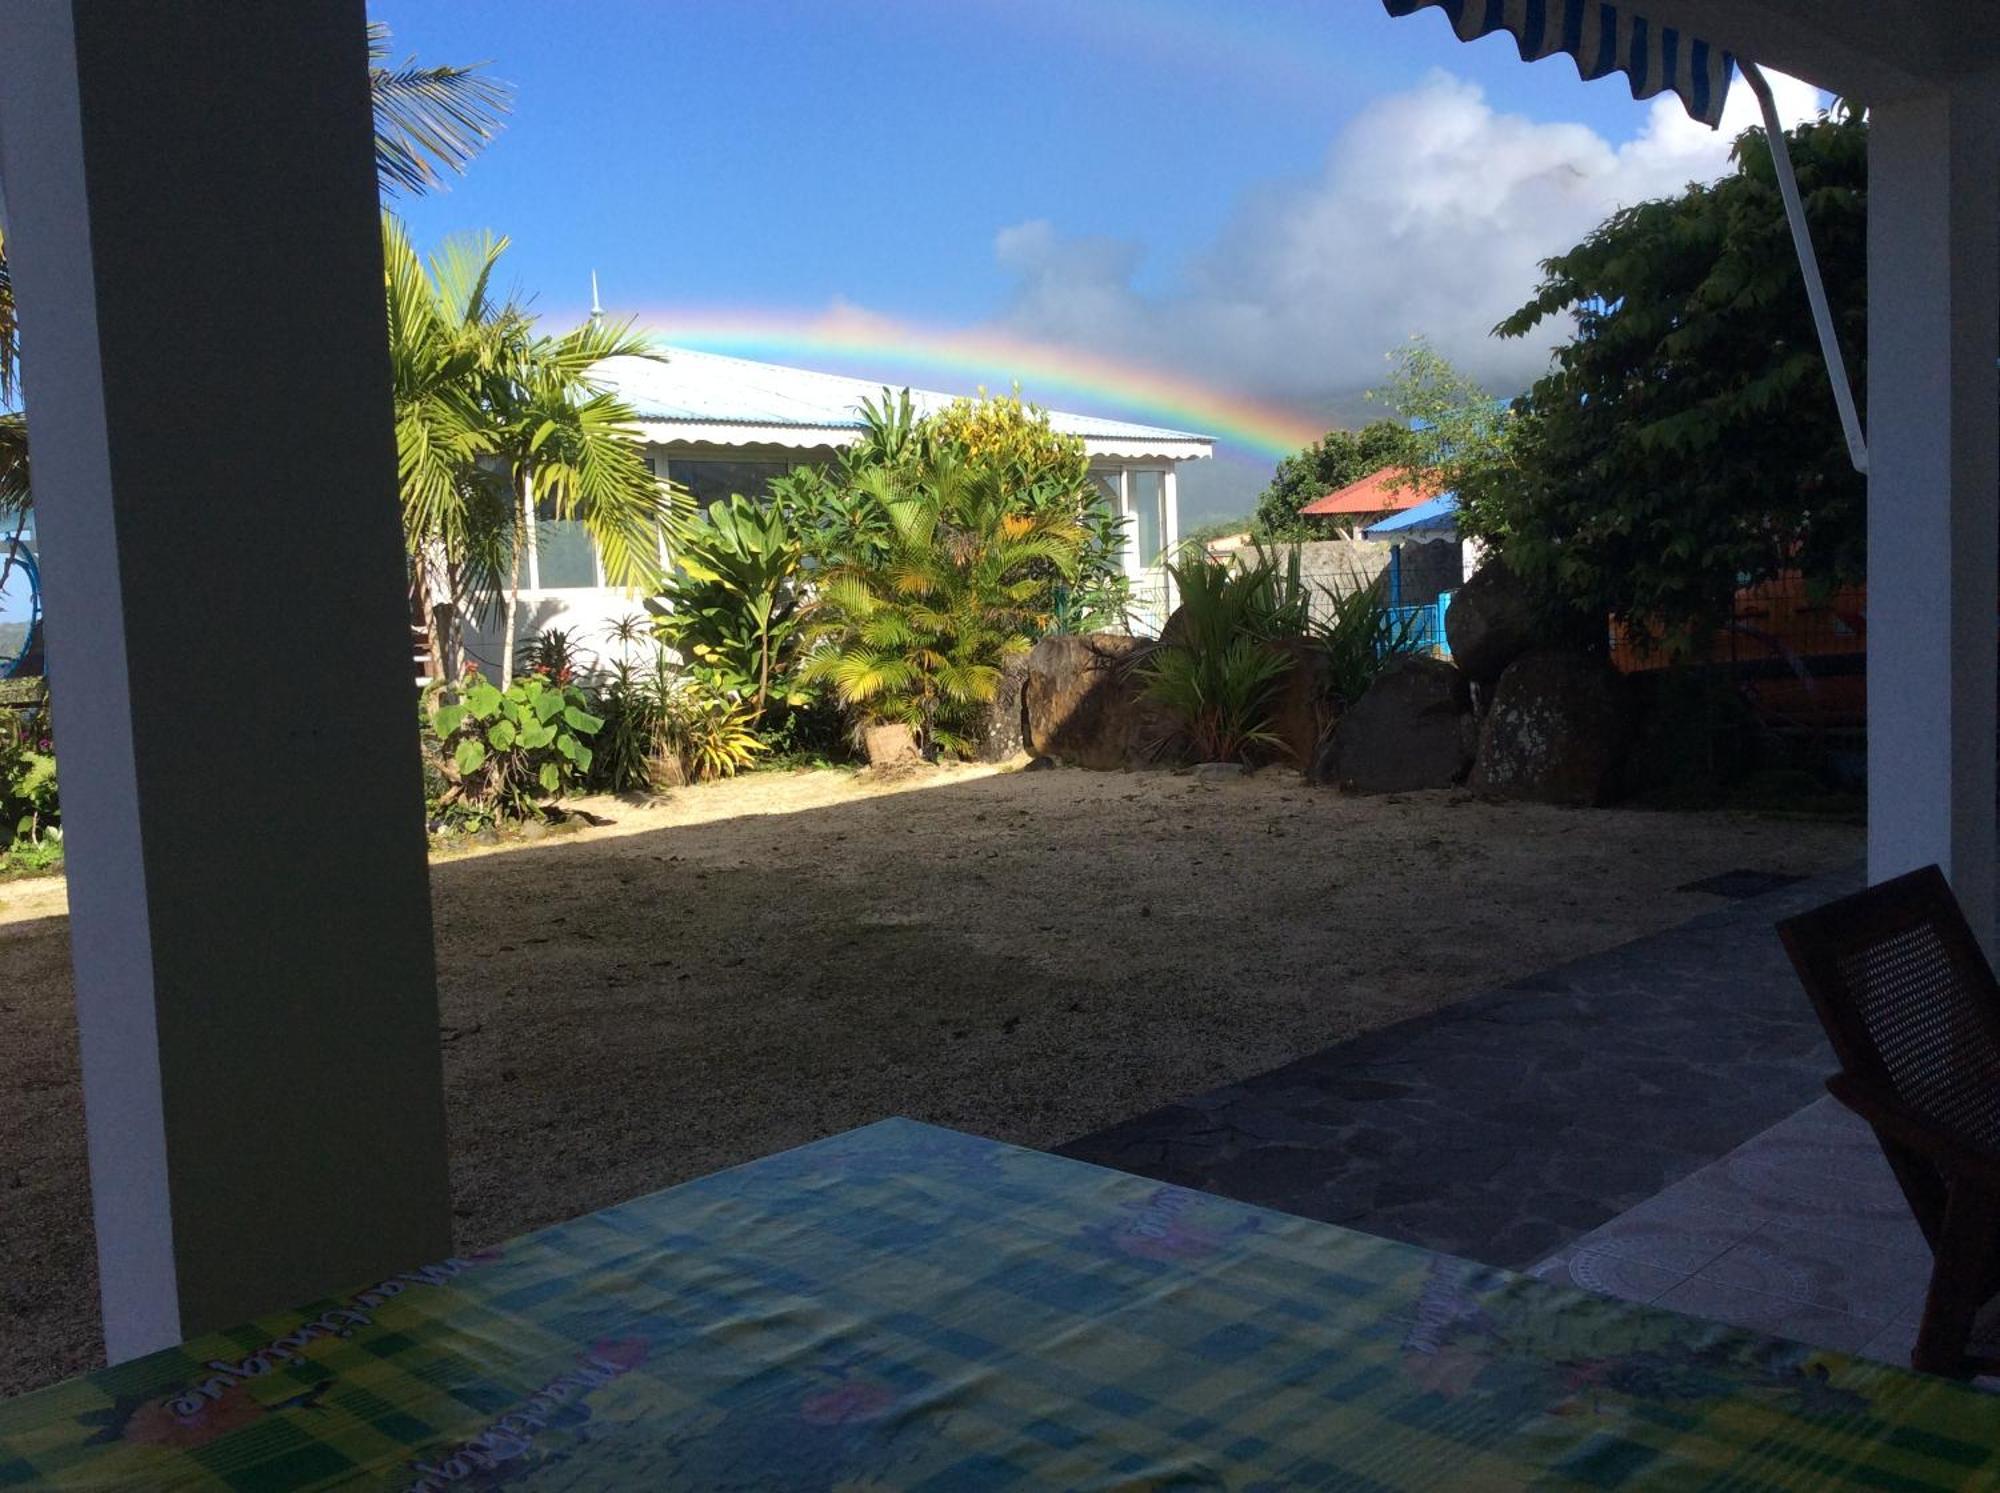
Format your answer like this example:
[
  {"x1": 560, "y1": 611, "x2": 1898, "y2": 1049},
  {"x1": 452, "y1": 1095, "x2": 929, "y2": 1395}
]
[{"x1": 589, "y1": 270, "x2": 604, "y2": 327}]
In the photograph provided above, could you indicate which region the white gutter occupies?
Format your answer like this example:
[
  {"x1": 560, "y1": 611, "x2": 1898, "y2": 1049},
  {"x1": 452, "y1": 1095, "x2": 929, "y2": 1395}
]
[{"x1": 1742, "y1": 60, "x2": 1868, "y2": 475}]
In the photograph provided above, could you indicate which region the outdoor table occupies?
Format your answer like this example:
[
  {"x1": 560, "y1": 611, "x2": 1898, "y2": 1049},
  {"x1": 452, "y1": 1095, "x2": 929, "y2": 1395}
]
[{"x1": 2, "y1": 1119, "x2": 1997, "y2": 1490}]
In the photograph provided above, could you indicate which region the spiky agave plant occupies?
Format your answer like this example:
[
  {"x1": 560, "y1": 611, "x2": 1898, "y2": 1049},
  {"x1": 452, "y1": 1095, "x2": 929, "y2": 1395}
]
[{"x1": 800, "y1": 450, "x2": 1085, "y2": 755}]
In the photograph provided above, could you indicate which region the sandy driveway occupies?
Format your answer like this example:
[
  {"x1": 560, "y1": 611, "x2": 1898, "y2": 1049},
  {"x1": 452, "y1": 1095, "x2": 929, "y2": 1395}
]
[{"x1": 0, "y1": 763, "x2": 1860, "y2": 1395}]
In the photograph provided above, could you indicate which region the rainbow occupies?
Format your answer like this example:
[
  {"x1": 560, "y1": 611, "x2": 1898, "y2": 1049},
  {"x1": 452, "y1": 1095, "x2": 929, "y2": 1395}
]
[{"x1": 620, "y1": 303, "x2": 1323, "y2": 463}]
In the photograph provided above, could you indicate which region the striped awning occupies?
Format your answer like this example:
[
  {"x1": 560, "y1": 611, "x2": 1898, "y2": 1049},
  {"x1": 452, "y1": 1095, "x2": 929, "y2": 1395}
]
[{"x1": 1382, "y1": 0, "x2": 1735, "y2": 126}]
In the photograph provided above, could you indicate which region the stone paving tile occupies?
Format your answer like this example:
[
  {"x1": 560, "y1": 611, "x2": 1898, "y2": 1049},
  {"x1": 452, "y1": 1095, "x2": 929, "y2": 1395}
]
[
  {"x1": 1530, "y1": 1251, "x2": 1684, "y2": 1304},
  {"x1": 1651, "y1": 1276, "x2": 1882, "y2": 1355},
  {"x1": 1056, "y1": 862, "x2": 1863, "y2": 1268},
  {"x1": 1553, "y1": 1204, "x2": 1750, "y2": 1279},
  {"x1": 1696, "y1": 1223, "x2": 1928, "y2": 1324}
]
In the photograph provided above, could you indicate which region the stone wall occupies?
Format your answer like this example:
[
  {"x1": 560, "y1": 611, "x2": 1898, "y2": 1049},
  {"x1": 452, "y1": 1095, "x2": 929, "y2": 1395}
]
[{"x1": 1234, "y1": 539, "x2": 1392, "y2": 624}]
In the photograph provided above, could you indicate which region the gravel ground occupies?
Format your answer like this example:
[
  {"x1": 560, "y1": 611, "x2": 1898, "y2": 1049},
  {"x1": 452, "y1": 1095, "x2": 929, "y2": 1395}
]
[{"x1": 0, "y1": 763, "x2": 1861, "y2": 1397}]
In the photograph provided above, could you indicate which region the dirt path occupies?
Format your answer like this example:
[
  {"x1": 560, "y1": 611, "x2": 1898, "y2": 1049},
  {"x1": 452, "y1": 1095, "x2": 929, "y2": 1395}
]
[{"x1": 0, "y1": 764, "x2": 1860, "y2": 1395}]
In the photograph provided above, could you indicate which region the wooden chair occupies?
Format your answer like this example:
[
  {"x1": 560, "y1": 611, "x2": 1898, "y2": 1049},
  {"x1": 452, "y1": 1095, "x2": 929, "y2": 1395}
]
[{"x1": 1777, "y1": 865, "x2": 2000, "y2": 1378}]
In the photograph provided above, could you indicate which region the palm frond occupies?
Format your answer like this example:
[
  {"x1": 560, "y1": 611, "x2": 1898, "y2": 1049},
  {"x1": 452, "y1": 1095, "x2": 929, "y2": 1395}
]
[{"x1": 369, "y1": 21, "x2": 513, "y2": 197}]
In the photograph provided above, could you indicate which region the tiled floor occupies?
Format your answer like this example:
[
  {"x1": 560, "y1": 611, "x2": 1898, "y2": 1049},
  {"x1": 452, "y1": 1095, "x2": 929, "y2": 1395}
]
[{"x1": 1530, "y1": 1096, "x2": 1950, "y2": 1369}]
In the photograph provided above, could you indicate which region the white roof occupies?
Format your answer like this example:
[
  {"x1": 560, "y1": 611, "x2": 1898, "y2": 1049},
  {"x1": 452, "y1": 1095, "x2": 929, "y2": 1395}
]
[{"x1": 595, "y1": 346, "x2": 1214, "y2": 463}]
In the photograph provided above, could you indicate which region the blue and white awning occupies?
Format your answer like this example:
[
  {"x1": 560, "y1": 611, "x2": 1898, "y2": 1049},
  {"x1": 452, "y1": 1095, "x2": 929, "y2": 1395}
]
[{"x1": 1382, "y1": 0, "x2": 1735, "y2": 126}]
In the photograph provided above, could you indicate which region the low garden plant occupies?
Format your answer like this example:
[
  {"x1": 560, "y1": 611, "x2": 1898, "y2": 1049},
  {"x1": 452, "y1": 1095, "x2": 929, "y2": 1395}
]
[
  {"x1": 423, "y1": 665, "x2": 602, "y2": 826},
  {"x1": 1134, "y1": 553, "x2": 1304, "y2": 764},
  {"x1": 0, "y1": 700, "x2": 58, "y2": 876},
  {"x1": 1134, "y1": 549, "x2": 1428, "y2": 769}
]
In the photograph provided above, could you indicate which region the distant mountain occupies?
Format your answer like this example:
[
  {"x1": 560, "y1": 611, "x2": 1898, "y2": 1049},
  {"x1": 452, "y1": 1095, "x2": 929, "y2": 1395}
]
[{"x1": 0, "y1": 622, "x2": 27, "y2": 661}]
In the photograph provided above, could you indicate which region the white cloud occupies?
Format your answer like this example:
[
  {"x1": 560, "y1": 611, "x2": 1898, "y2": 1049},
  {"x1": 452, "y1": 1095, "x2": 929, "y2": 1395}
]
[{"x1": 989, "y1": 69, "x2": 1821, "y2": 415}]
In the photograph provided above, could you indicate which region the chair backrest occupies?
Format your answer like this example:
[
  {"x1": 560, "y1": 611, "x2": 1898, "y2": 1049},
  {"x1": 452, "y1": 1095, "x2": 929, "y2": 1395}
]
[{"x1": 1778, "y1": 865, "x2": 2000, "y2": 1151}]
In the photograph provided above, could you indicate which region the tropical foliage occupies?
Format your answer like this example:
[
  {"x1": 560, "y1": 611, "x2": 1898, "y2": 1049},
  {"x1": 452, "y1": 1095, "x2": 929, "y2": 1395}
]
[
  {"x1": 368, "y1": 21, "x2": 513, "y2": 198},
  {"x1": 1135, "y1": 554, "x2": 1307, "y2": 764},
  {"x1": 1311, "y1": 571, "x2": 1426, "y2": 711},
  {"x1": 657, "y1": 492, "x2": 807, "y2": 722},
  {"x1": 1458, "y1": 108, "x2": 1866, "y2": 653},
  {"x1": 384, "y1": 220, "x2": 678, "y2": 678},
  {"x1": 653, "y1": 682, "x2": 766, "y2": 785},
  {"x1": 423, "y1": 668, "x2": 602, "y2": 824},
  {"x1": 801, "y1": 449, "x2": 1086, "y2": 755},
  {"x1": 0, "y1": 701, "x2": 56, "y2": 850}
]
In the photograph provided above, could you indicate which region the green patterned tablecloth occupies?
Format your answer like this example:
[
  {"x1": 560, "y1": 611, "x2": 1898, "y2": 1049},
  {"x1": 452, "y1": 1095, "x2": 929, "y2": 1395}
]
[{"x1": 2, "y1": 1118, "x2": 1995, "y2": 1490}]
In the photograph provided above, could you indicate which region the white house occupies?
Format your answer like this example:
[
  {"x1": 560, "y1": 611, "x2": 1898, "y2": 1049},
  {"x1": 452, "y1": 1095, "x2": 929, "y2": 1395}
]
[{"x1": 465, "y1": 345, "x2": 1214, "y2": 673}]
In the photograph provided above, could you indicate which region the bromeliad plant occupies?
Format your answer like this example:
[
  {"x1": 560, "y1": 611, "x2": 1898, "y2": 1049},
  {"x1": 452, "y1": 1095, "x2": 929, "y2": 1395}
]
[{"x1": 424, "y1": 667, "x2": 602, "y2": 823}]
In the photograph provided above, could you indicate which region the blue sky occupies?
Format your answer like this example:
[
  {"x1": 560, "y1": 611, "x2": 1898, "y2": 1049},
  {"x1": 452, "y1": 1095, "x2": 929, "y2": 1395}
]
[{"x1": 375, "y1": 1, "x2": 1814, "y2": 524}]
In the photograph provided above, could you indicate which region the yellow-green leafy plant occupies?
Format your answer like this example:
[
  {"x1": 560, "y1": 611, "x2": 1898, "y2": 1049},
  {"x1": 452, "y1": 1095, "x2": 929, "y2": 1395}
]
[{"x1": 801, "y1": 449, "x2": 1085, "y2": 756}]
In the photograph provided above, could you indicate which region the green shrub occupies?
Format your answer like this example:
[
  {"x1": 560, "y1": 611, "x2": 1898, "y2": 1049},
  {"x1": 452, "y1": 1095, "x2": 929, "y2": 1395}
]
[
  {"x1": 657, "y1": 492, "x2": 808, "y2": 723},
  {"x1": 516, "y1": 627, "x2": 587, "y2": 686},
  {"x1": 582, "y1": 641, "x2": 768, "y2": 792},
  {"x1": 801, "y1": 450, "x2": 1085, "y2": 755},
  {"x1": 588, "y1": 654, "x2": 668, "y2": 795},
  {"x1": 423, "y1": 667, "x2": 602, "y2": 824},
  {"x1": 0, "y1": 705, "x2": 57, "y2": 847}
]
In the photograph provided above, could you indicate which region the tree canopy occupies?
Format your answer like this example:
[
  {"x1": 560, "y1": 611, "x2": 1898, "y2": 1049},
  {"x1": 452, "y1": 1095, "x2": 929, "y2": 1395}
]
[
  {"x1": 1457, "y1": 108, "x2": 1867, "y2": 653},
  {"x1": 1249, "y1": 420, "x2": 1412, "y2": 541}
]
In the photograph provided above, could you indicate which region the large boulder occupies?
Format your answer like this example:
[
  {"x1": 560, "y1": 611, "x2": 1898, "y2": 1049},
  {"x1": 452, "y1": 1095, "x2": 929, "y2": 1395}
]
[
  {"x1": 1311, "y1": 655, "x2": 1476, "y2": 793},
  {"x1": 1266, "y1": 637, "x2": 1333, "y2": 772},
  {"x1": 1470, "y1": 650, "x2": 1628, "y2": 805},
  {"x1": 972, "y1": 652, "x2": 1031, "y2": 763},
  {"x1": 1023, "y1": 633, "x2": 1176, "y2": 769},
  {"x1": 1446, "y1": 559, "x2": 1538, "y2": 685}
]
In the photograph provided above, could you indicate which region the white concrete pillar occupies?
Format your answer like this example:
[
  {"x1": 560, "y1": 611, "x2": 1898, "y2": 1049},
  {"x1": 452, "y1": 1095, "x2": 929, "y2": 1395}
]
[
  {"x1": 1867, "y1": 76, "x2": 2000, "y2": 943},
  {"x1": 0, "y1": 1, "x2": 450, "y2": 1360}
]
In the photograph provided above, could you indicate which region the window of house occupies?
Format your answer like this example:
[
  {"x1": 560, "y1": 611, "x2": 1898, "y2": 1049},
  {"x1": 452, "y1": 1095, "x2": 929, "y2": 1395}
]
[
  {"x1": 668, "y1": 458, "x2": 798, "y2": 511},
  {"x1": 1129, "y1": 470, "x2": 1166, "y2": 568},
  {"x1": 533, "y1": 497, "x2": 599, "y2": 590}
]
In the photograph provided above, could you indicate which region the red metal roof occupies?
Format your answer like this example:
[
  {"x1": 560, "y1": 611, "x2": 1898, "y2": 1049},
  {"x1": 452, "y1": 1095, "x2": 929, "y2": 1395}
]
[{"x1": 1299, "y1": 466, "x2": 1440, "y2": 516}]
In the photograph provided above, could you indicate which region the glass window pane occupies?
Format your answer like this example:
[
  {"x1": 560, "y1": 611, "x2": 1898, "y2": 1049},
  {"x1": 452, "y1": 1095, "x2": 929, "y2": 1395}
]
[
  {"x1": 1130, "y1": 470, "x2": 1165, "y2": 567},
  {"x1": 669, "y1": 459, "x2": 799, "y2": 511},
  {"x1": 534, "y1": 500, "x2": 598, "y2": 590}
]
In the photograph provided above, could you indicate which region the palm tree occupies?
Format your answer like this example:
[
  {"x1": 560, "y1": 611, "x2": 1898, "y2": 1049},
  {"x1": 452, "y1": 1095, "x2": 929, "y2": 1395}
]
[
  {"x1": 383, "y1": 221, "x2": 679, "y2": 681},
  {"x1": 801, "y1": 450, "x2": 1086, "y2": 755},
  {"x1": 0, "y1": 22, "x2": 511, "y2": 519}
]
